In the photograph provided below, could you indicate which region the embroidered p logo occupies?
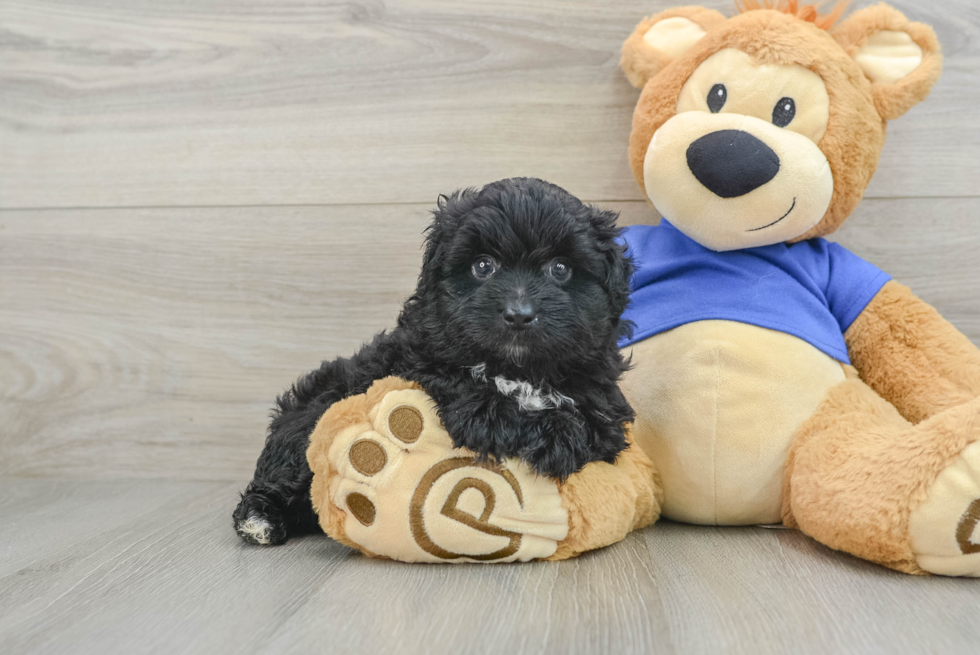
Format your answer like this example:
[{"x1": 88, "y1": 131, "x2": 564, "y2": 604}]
[
  {"x1": 410, "y1": 458, "x2": 525, "y2": 561},
  {"x1": 956, "y1": 499, "x2": 980, "y2": 555}
]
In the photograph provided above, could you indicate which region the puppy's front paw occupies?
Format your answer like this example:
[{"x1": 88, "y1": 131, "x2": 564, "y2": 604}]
[
  {"x1": 307, "y1": 379, "x2": 570, "y2": 563},
  {"x1": 233, "y1": 490, "x2": 288, "y2": 546},
  {"x1": 519, "y1": 410, "x2": 596, "y2": 480}
]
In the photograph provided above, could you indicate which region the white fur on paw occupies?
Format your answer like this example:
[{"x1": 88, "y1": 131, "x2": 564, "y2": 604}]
[
  {"x1": 238, "y1": 515, "x2": 272, "y2": 545},
  {"x1": 325, "y1": 388, "x2": 569, "y2": 563},
  {"x1": 910, "y1": 441, "x2": 980, "y2": 577}
]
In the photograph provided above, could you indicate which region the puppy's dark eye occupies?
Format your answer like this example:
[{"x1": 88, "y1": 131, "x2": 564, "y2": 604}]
[
  {"x1": 547, "y1": 259, "x2": 572, "y2": 283},
  {"x1": 772, "y1": 97, "x2": 796, "y2": 127},
  {"x1": 707, "y1": 83, "x2": 727, "y2": 113},
  {"x1": 471, "y1": 255, "x2": 497, "y2": 280}
]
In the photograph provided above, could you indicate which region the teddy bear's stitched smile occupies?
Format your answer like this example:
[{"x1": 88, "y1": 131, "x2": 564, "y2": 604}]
[{"x1": 747, "y1": 197, "x2": 796, "y2": 232}]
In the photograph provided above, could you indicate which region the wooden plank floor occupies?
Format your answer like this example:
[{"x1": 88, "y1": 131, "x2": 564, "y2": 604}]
[
  {"x1": 2, "y1": 1, "x2": 979, "y2": 653},
  {"x1": 1, "y1": 478, "x2": 978, "y2": 655}
]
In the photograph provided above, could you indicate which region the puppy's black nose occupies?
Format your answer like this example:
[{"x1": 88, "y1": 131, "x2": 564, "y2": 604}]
[
  {"x1": 686, "y1": 129, "x2": 780, "y2": 198},
  {"x1": 503, "y1": 301, "x2": 537, "y2": 329}
]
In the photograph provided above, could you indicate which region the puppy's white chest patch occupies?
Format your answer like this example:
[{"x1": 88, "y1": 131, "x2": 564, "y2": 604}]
[{"x1": 471, "y1": 364, "x2": 573, "y2": 412}]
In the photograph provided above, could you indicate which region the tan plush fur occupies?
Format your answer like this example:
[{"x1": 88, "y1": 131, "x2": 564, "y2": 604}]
[
  {"x1": 735, "y1": 0, "x2": 849, "y2": 30},
  {"x1": 783, "y1": 368, "x2": 980, "y2": 574},
  {"x1": 833, "y1": 3, "x2": 943, "y2": 120},
  {"x1": 548, "y1": 441, "x2": 663, "y2": 561},
  {"x1": 620, "y1": 6, "x2": 727, "y2": 88},
  {"x1": 846, "y1": 282, "x2": 980, "y2": 424}
]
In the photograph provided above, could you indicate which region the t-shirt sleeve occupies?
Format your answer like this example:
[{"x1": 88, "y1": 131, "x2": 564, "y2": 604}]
[
  {"x1": 825, "y1": 242, "x2": 892, "y2": 332},
  {"x1": 620, "y1": 224, "x2": 662, "y2": 291}
]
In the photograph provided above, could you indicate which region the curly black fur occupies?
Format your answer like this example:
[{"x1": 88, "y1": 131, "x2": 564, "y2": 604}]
[{"x1": 234, "y1": 178, "x2": 635, "y2": 545}]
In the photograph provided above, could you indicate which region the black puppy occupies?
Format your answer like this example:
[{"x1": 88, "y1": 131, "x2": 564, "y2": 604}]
[{"x1": 234, "y1": 178, "x2": 635, "y2": 545}]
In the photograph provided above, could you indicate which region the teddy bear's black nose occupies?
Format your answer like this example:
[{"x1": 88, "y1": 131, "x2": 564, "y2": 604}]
[{"x1": 686, "y1": 130, "x2": 780, "y2": 198}]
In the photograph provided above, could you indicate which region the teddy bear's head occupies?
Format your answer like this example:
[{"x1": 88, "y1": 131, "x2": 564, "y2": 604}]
[{"x1": 620, "y1": 1, "x2": 941, "y2": 252}]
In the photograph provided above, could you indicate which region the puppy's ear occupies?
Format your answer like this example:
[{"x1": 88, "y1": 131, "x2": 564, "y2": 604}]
[
  {"x1": 588, "y1": 206, "x2": 634, "y2": 320},
  {"x1": 417, "y1": 189, "x2": 472, "y2": 293},
  {"x1": 424, "y1": 194, "x2": 454, "y2": 264}
]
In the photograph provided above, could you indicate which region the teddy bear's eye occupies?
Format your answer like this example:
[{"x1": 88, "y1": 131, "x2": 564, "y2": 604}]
[
  {"x1": 707, "y1": 84, "x2": 727, "y2": 113},
  {"x1": 772, "y1": 97, "x2": 796, "y2": 127}
]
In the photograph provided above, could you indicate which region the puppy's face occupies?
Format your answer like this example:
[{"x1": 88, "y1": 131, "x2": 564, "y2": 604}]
[{"x1": 415, "y1": 178, "x2": 632, "y2": 372}]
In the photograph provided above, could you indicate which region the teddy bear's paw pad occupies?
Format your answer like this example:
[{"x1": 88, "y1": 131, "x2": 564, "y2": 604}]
[
  {"x1": 327, "y1": 388, "x2": 569, "y2": 563},
  {"x1": 910, "y1": 440, "x2": 980, "y2": 577}
]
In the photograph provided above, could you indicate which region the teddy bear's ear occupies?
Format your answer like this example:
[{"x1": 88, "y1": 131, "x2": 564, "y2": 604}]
[
  {"x1": 620, "y1": 6, "x2": 727, "y2": 89},
  {"x1": 833, "y1": 3, "x2": 942, "y2": 121}
]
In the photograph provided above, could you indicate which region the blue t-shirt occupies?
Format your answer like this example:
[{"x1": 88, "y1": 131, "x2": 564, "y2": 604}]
[{"x1": 618, "y1": 221, "x2": 891, "y2": 364}]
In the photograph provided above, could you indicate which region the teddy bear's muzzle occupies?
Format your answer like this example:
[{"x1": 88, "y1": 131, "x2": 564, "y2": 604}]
[{"x1": 642, "y1": 111, "x2": 833, "y2": 252}]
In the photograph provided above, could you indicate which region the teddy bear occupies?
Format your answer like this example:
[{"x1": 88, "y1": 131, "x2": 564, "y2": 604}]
[{"x1": 305, "y1": 1, "x2": 980, "y2": 576}]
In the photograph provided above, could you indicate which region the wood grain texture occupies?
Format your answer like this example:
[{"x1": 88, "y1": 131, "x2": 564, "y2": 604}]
[
  {"x1": 0, "y1": 478, "x2": 977, "y2": 655},
  {"x1": 2, "y1": 1, "x2": 980, "y2": 650},
  {"x1": 1, "y1": 0, "x2": 978, "y2": 209},
  {"x1": 0, "y1": 204, "x2": 430, "y2": 479},
  {"x1": 2, "y1": 198, "x2": 979, "y2": 480}
]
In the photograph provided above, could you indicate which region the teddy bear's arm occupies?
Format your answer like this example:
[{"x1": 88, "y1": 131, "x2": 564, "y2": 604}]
[{"x1": 844, "y1": 280, "x2": 980, "y2": 424}]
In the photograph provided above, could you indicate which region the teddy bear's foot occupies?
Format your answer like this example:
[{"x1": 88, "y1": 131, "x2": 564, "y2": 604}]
[
  {"x1": 910, "y1": 440, "x2": 980, "y2": 577},
  {"x1": 307, "y1": 379, "x2": 570, "y2": 563}
]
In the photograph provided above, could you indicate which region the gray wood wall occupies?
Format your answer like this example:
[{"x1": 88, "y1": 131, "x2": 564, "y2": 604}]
[{"x1": 2, "y1": 0, "x2": 978, "y2": 484}]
